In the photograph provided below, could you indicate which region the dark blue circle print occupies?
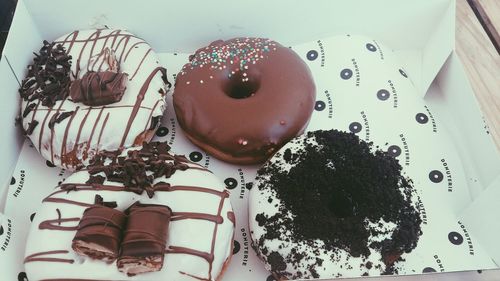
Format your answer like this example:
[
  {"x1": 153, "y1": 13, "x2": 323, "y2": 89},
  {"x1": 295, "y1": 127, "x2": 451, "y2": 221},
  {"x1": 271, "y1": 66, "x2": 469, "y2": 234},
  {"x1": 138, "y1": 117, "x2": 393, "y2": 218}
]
[
  {"x1": 423, "y1": 267, "x2": 437, "y2": 273},
  {"x1": 0, "y1": 226, "x2": 3, "y2": 236},
  {"x1": 315, "y1": 101, "x2": 326, "y2": 111},
  {"x1": 233, "y1": 240, "x2": 241, "y2": 254},
  {"x1": 416, "y1": 113, "x2": 429, "y2": 124},
  {"x1": 377, "y1": 89, "x2": 390, "y2": 101},
  {"x1": 448, "y1": 231, "x2": 464, "y2": 245},
  {"x1": 399, "y1": 69, "x2": 408, "y2": 78},
  {"x1": 46, "y1": 160, "x2": 56, "y2": 167},
  {"x1": 30, "y1": 213, "x2": 36, "y2": 222},
  {"x1": 387, "y1": 145, "x2": 402, "y2": 157},
  {"x1": 156, "y1": 126, "x2": 169, "y2": 137},
  {"x1": 377, "y1": 89, "x2": 391, "y2": 100},
  {"x1": 306, "y1": 50, "x2": 318, "y2": 61},
  {"x1": 366, "y1": 43, "x2": 377, "y2": 52},
  {"x1": 340, "y1": 69, "x2": 353, "y2": 80},
  {"x1": 18, "y1": 272, "x2": 28, "y2": 281},
  {"x1": 267, "y1": 275, "x2": 277, "y2": 281},
  {"x1": 189, "y1": 152, "x2": 203, "y2": 162},
  {"x1": 429, "y1": 170, "x2": 444, "y2": 183},
  {"x1": 224, "y1": 178, "x2": 238, "y2": 190},
  {"x1": 349, "y1": 122, "x2": 362, "y2": 133},
  {"x1": 11, "y1": 177, "x2": 15, "y2": 185}
]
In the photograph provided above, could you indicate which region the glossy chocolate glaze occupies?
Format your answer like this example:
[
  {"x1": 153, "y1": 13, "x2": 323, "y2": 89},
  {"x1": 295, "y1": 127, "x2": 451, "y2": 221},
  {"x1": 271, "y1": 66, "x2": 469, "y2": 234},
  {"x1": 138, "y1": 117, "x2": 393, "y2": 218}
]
[{"x1": 174, "y1": 38, "x2": 316, "y2": 164}]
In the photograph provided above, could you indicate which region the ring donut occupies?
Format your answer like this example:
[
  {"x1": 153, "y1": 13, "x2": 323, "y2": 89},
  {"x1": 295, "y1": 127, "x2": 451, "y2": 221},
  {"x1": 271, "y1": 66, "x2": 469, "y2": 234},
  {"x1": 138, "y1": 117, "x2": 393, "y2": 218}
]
[
  {"x1": 173, "y1": 38, "x2": 315, "y2": 164},
  {"x1": 249, "y1": 130, "x2": 422, "y2": 279},
  {"x1": 24, "y1": 142, "x2": 235, "y2": 280},
  {"x1": 19, "y1": 29, "x2": 170, "y2": 170}
]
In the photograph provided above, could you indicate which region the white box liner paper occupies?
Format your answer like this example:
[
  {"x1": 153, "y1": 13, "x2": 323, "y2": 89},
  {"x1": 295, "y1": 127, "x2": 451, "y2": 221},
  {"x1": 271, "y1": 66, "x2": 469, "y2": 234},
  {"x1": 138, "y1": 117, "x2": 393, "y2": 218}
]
[{"x1": 0, "y1": 34, "x2": 497, "y2": 281}]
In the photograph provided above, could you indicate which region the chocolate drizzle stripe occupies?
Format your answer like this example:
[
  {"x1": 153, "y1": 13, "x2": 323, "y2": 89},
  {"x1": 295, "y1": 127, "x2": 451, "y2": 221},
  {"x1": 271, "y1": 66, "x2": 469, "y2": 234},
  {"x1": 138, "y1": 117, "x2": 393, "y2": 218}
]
[
  {"x1": 207, "y1": 192, "x2": 228, "y2": 280},
  {"x1": 30, "y1": 99, "x2": 42, "y2": 123},
  {"x1": 171, "y1": 212, "x2": 223, "y2": 224},
  {"x1": 123, "y1": 41, "x2": 147, "y2": 62},
  {"x1": 165, "y1": 246, "x2": 214, "y2": 263},
  {"x1": 60, "y1": 107, "x2": 79, "y2": 160},
  {"x1": 119, "y1": 67, "x2": 166, "y2": 147},
  {"x1": 109, "y1": 30, "x2": 122, "y2": 50},
  {"x1": 179, "y1": 271, "x2": 209, "y2": 281},
  {"x1": 49, "y1": 98, "x2": 68, "y2": 163},
  {"x1": 86, "y1": 30, "x2": 102, "y2": 72},
  {"x1": 24, "y1": 107, "x2": 151, "y2": 112},
  {"x1": 74, "y1": 106, "x2": 91, "y2": 150},
  {"x1": 94, "y1": 30, "x2": 118, "y2": 71},
  {"x1": 39, "y1": 217, "x2": 80, "y2": 231},
  {"x1": 117, "y1": 35, "x2": 132, "y2": 64},
  {"x1": 42, "y1": 197, "x2": 93, "y2": 208},
  {"x1": 86, "y1": 107, "x2": 104, "y2": 154},
  {"x1": 64, "y1": 31, "x2": 79, "y2": 54},
  {"x1": 53, "y1": 34, "x2": 142, "y2": 45},
  {"x1": 143, "y1": 99, "x2": 161, "y2": 132},
  {"x1": 38, "y1": 107, "x2": 53, "y2": 151},
  {"x1": 75, "y1": 30, "x2": 100, "y2": 78},
  {"x1": 24, "y1": 250, "x2": 74, "y2": 264},
  {"x1": 96, "y1": 112, "x2": 110, "y2": 147},
  {"x1": 129, "y1": 48, "x2": 152, "y2": 81},
  {"x1": 48, "y1": 183, "x2": 226, "y2": 200}
]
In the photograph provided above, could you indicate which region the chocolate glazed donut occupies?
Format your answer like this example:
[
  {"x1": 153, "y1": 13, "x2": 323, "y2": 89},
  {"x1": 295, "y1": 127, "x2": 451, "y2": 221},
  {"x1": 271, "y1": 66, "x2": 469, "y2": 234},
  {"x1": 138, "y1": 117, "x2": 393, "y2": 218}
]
[{"x1": 173, "y1": 38, "x2": 316, "y2": 164}]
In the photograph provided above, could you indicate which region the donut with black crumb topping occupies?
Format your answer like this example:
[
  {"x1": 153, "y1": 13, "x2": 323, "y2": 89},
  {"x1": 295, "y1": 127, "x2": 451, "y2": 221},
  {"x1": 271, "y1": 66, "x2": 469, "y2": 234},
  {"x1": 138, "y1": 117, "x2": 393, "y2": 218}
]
[{"x1": 249, "y1": 129, "x2": 422, "y2": 279}]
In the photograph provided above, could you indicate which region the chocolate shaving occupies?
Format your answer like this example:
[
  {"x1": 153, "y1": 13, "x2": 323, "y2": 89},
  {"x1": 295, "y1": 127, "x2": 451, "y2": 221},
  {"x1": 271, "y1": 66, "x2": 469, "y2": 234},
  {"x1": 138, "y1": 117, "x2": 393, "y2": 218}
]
[
  {"x1": 19, "y1": 40, "x2": 72, "y2": 107},
  {"x1": 48, "y1": 111, "x2": 74, "y2": 129},
  {"x1": 117, "y1": 202, "x2": 171, "y2": 276},
  {"x1": 86, "y1": 142, "x2": 189, "y2": 198},
  {"x1": 23, "y1": 103, "x2": 37, "y2": 118},
  {"x1": 25, "y1": 121, "x2": 39, "y2": 135},
  {"x1": 93, "y1": 194, "x2": 117, "y2": 208},
  {"x1": 86, "y1": 175, "x2": 106, "y2": 185}
]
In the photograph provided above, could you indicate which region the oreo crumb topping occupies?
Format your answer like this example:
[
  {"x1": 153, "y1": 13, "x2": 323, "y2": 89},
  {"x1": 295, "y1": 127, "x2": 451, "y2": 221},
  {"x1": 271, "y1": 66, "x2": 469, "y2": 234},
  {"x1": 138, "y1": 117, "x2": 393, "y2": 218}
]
[
  {"x1": 83, "y1": 142, "x2": 190, "y2": 198},
  {"x1": 254, "y1": 130, "x2": 422, "y2": 278},
  {"x1": 19, "y1": 41, "x2": 72, "y2": 107}
]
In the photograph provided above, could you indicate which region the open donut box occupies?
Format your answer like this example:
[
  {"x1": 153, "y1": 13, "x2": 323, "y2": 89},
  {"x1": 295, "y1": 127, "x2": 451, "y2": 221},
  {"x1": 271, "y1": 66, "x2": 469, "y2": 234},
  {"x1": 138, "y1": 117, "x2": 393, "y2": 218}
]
[{"x1": 1, "y1": 0, "x2": 500, "y2": 280}]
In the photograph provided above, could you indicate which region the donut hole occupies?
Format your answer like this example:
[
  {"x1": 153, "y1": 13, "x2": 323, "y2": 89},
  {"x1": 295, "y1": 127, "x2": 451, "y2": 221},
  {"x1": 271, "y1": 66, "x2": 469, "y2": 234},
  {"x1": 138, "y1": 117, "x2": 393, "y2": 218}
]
[{"x1": 223, "y1": 71, "x2": 260, "y2": 99}]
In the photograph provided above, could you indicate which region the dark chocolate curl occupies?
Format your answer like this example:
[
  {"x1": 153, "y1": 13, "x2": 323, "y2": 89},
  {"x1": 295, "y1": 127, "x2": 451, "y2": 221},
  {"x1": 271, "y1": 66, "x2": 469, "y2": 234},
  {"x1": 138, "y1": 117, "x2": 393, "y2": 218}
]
[
  {"x1": 70, "y1": 71, "x2": 128, "y2": 106},
  {"x1": 71, "y1": 203, "x2": 126, "y2": 262},
  {"x1": 117, "y1": 202, "x2": 171, "y2": 276}
]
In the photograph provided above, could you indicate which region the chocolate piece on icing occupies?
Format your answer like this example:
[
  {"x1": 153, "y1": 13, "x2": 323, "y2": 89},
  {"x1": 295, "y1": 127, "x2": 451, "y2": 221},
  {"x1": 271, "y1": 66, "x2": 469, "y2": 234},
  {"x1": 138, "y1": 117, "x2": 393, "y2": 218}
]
[
  {"x1": 117, "y1": 202, "x2": 171, "y2": 276},
  {"x1": 70, "y1": 71, "x2": 128, "y2": 106},
  {"x1": 71, "y1": 195, "x2": 126, "y2": 262}
]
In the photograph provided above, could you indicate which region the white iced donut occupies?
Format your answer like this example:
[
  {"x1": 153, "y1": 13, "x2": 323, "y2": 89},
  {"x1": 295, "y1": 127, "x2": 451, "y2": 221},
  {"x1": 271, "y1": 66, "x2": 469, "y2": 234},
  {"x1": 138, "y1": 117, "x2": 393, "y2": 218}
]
[
  {"x1": 19, "y1": 29, "x2": 170, "y2": 170},
  {"x1": 249, "y1": 130, "x2": 422, "y2": 279},
  {"x1": 24, "y1": 142, "x2": 235, "y2": 281}
]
